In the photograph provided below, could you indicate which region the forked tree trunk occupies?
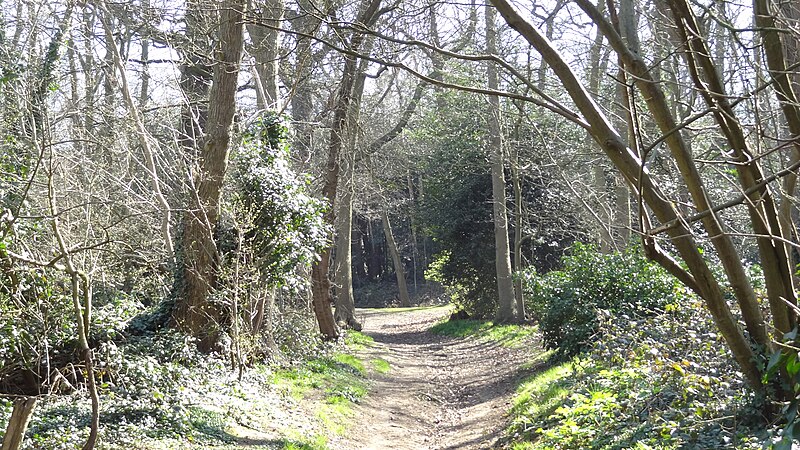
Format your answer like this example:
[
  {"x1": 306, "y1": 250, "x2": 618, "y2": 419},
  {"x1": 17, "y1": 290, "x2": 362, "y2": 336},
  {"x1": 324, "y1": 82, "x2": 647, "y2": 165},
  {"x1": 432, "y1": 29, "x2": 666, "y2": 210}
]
[
  {"x1": 1, "y1": 398, "x2": 37, "y2": 450},
  {"x1": 664, "y1": 0, "x2": 795, "y2": 337},
  {"x1": 334, "y1": 171, "x2": 362, "y2": 329},
  {"x1": 581, "y1": 0, "x2": 772, "y2": 345},
  {"x1": 381, "y1": 207, "x2": 411, "y2": 307},
  {"x1": 310, "y1": 0, "x2": 383, "y2": 339},
  {"x1": 333, "y1": 33, "x2": 374, "y2": 329},
  {"x1": 756, "y1": 0, "x2": 800, "y2": 294},
  {"x1": 175, "y1": 0, "x2": 245, "y2": 351},
  {"x1": 576, "y1": 0, "x2": 780, "y2": 348}
]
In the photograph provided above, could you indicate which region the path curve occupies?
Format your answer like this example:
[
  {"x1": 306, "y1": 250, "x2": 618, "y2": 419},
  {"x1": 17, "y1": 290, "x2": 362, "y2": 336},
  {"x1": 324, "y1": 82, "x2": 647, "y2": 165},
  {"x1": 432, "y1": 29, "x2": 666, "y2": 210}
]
[{"x1": 338, "y1": 307, "x2": 540, "y2": 450}]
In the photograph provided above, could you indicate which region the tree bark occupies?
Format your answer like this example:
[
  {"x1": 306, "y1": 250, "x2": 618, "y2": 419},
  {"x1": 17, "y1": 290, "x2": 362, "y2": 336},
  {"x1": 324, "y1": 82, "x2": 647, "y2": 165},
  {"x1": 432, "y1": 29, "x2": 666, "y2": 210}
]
[
  {"x1": 665, "y1": 0, "x2": 795, "y2": 337},
  {"x1": 289, "y1": 0, "x2": 322, "y2": 167},
  {"x1": 99, "y1": 8, "x2": 174, "y2": 265},
  {"x1": 175, "y1": 0, "x2": 245, "y2": 351},
  {"x1": 333, "y1": 165, "x2": 361, "y2": 329},
  {"x1": 247, "y1": 0, "x2": 284, "y2": 109},
  {"x1": 581, "y1": 0, "x2": 771, "y2": 347},
  {"x1": 755, "y1": 0, "x2": 800, "y2": 299},
  {"x1": 332, "y1": 32, "x2": 374, "y2": 329},
  {"x1": 49, "y1": 176, "x2": 100, "y2": 449},
  {"x1": 310, "y1": 0, "x2": 383, "y2": 339},
  {"x1": 486, "y1": 4, "x2": 516, "y2": 323},
  {"x1": 511, "y1": 148, "x2": 525, "y2": 320},
  {"x1": 1, "y1": 398, "x2": 37, "y2": 450}
]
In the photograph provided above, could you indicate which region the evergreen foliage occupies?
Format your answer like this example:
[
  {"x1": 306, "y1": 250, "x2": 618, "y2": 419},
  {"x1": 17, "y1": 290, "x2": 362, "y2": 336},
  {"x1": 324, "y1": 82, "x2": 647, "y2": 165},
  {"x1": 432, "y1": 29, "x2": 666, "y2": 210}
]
[
  {"x1": 418, "y1": 92, "x2": 584, "y2": 318},
  {"x1": 507, "y1": 295, "x2": 765, "y2": 449},
  {"x1": 233, "y1": 112, "x2": 329, "y2": 290},
  {"x1": 524, "y1": 243, "x2": 683, "y2": 358}
]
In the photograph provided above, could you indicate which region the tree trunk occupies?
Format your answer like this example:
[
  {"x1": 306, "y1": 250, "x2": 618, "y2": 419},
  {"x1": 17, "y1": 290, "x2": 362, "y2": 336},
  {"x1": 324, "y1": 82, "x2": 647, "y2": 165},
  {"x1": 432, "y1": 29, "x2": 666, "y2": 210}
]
[
  {"x1": 511, "y1": 149, "x2": 526, "y2": 321},
  {"x1": 175, "y1": 0, "x2": 245, "y2": 351},
  {"x1": 756, "y1": 0, "x2": 800, "y2": 297},
  {"x1": 382, "y1": 207, "x2": 411, "y2": 307},
  {"x1": 247, "y1": 0, "x2": 284, "y2": 109},
  {"x1": 1, "y1": 398, "x2": 37, "y2": 450},
  {"x1": 310, "y1": 0, "x2": 383, "y2": 339},
  {"x1": 593, "y1": 165, "x2": 615, "y2": 252},
  {"x1": 486, "y1": 4, "x2": 516, "y2": 323},
  {"x1": 586, "y1": 0, "x2": 616, "y2": 253},
  {"x1": 311, "y1": 251, "x2": 338, "y2": 338},
  {"x1": 333, "y1": 33, "x2": 374, "y2": 329},
  {"x1": 352, "y1": 217, "x2": 368, "y2": 285},
  {"x1": 665, "y1": 0, "x2": 795, "y2": 337},
  {"x1": 407, "y1": 173, "x2": 420, "y2": 292},
  {"x1": 333, "y1": 167, "x2": 361, "y2": 329},
  {"x1": 50, "y1": 205, "x2": 100, "y2": 449},
  {"x1": 584, "y1": 0, "x2": 772, "y2": 346},
  {"x1": 99, "y1": 8, "x2": 174, "y2": 265}
]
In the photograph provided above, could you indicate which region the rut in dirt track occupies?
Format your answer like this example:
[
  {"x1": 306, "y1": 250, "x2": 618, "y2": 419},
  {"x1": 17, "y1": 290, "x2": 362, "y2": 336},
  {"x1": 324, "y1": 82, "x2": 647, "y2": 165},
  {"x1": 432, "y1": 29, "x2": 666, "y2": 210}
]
[{"x1": 338, "y1": 307, "x2": 542, "y2": 450}]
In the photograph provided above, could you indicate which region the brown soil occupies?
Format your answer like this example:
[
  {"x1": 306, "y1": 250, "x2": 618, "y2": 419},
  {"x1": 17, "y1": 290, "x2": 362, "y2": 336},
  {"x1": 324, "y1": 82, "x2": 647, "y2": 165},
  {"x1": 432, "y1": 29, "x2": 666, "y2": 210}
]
[{"x1": 336, "y1": 306, "x2": 543, "y2": 450}]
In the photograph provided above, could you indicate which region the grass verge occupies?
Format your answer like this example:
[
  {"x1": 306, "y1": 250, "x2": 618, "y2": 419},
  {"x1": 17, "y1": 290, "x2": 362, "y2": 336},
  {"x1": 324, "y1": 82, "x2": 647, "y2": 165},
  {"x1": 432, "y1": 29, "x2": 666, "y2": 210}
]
[
  {"x1": 429, "y1": 319, "x2": 537, "y2": 347},
  {"x1": 269, "y1": 330, "x2": 383, "y2": 446}
]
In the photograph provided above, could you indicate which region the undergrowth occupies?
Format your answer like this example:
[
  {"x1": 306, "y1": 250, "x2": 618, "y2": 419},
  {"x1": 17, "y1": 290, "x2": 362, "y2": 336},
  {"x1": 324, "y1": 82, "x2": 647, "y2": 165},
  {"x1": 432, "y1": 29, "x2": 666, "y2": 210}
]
[
  {"x1": 506, "y1": 296, "x2": 768, "y2": 449},
  {"x1": 2, "y1": 324, "x2": 376, "y2": 449}
]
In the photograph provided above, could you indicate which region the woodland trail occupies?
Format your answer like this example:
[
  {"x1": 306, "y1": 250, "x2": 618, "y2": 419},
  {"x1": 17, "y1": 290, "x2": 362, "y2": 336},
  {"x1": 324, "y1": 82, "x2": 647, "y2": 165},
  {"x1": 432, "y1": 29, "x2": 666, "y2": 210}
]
[{"x1": 338, "y1": 306, "x2": 543, "y2": 450}]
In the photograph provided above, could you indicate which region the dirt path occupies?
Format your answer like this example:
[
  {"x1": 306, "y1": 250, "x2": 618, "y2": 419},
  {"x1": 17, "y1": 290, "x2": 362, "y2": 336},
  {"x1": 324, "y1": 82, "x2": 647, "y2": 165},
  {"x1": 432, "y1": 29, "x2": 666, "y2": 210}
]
[{"x1": 337, "y1": 307, "x2": 542, "y2": 450}]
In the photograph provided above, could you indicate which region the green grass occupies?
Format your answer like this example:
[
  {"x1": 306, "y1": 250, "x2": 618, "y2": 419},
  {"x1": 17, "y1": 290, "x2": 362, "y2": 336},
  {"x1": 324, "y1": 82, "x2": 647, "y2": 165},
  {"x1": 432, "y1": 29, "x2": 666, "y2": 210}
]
[
  {"x1": 332, "y1": 353, "x2": 366, "y2": 375},
  {"x1": 429, "y1": 319, "x2": 537, "y2": 347},
  {"x1": 282, "y1": 433, "x2": 329, "y2": 450},
  {"x1": 509, "y1": 362, "x2": 574, "y2": 429},
  {"x1": 344, "y1": 330, "x2": 374, "y2": 349},
  {"x1": 272, "y1": 353, "x2": 367, "y2": 402},
  {"x1": 316, "y1": 400, "x2": 355, "y2": 436},
  {"x1": 371, "y1": 358, "x2": 390, "y2": 374},
  {"x1": 270, "y1": 348, "x2": 369, "y2": 442}
]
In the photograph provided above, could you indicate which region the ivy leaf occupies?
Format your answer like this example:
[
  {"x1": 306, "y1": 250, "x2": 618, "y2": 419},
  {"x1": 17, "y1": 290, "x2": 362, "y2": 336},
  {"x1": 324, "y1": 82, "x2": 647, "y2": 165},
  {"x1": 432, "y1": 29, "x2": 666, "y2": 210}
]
[
  {"x1": 767, "y1": 350, "x2": 784, "y2": 373},
  {"x1": 784, "y1": 328, "x2": 798, "y2": 341}
]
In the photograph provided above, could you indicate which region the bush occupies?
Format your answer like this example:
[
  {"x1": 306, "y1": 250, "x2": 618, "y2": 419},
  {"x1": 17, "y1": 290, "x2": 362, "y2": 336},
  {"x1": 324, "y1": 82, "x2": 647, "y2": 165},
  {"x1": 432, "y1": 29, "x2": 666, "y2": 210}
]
[
  {"x1": 524, "y1": 243, "x2": 684, "y2": 358},
  {"x1": 507, "y1": 295, "x2": 765, "y2": 449},
  {"x1": 425, "y1": 249, "x2": 497, "y2": 319}
]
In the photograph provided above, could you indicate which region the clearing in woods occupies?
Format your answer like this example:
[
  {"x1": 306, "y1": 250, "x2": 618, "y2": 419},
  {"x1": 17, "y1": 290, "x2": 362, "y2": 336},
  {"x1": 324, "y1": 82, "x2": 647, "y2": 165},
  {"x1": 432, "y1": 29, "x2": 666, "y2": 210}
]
[{"x1": 338, "y1": 306, "x2": 544, "y2": 450}]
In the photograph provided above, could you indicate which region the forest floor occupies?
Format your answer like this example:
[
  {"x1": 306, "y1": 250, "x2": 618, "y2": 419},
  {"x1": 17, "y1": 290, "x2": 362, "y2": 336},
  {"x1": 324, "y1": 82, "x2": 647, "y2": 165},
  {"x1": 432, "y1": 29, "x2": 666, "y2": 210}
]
[
  {"x1": 7, "y1": 305, "x2": 543, "y2": 449},
  {"x1": 335, "y1": 306, "x2": 544, "y2": 450}
]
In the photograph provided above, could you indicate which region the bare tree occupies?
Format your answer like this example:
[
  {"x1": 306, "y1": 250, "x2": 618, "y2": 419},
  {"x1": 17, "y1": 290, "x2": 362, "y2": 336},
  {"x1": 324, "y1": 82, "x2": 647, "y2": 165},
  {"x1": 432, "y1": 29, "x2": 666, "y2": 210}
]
[{"x1": 488, "y1": 0, "x2": 800, "y2": 393}]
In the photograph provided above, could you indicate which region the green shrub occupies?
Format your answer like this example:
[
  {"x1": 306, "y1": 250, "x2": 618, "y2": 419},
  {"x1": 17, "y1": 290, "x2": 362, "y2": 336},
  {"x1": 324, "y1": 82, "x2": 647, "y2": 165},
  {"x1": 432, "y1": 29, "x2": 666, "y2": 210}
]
[
  {"x1": 507, "y1": 296, "x2": 765, "y2": 449},
  {"x1": 524, "y1": 243, "x2": 683, "y2": 358},
  {"x1": 233, "y1": 112, "x2": 329, "y2": 291}
]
